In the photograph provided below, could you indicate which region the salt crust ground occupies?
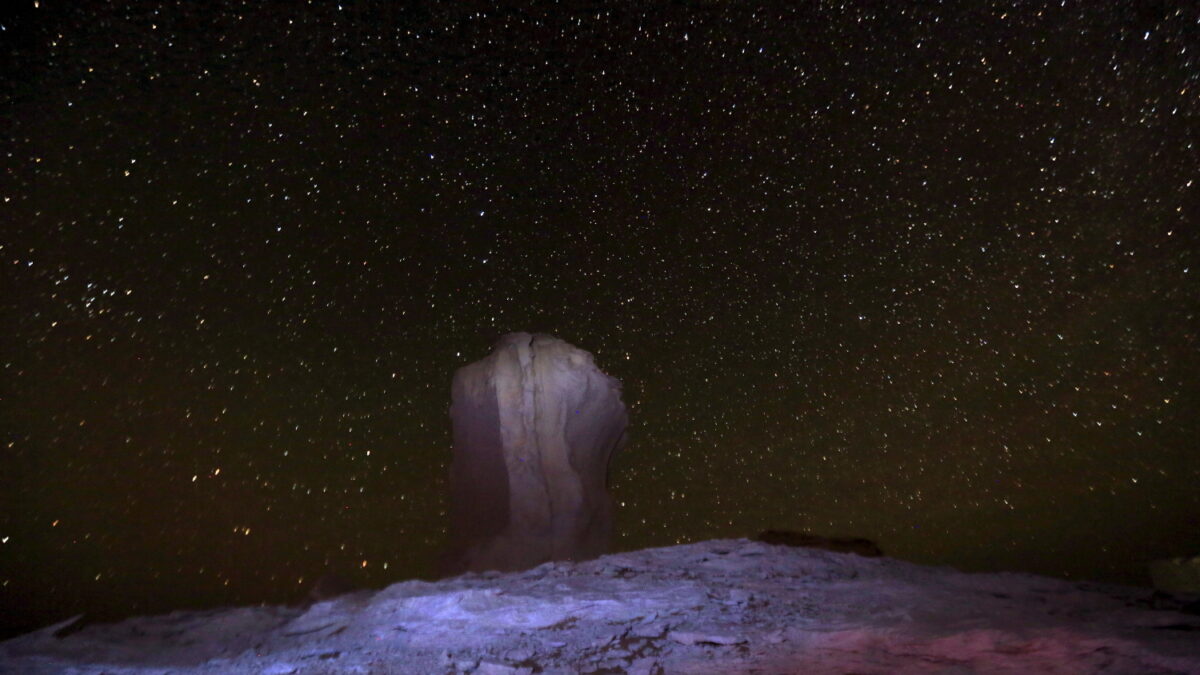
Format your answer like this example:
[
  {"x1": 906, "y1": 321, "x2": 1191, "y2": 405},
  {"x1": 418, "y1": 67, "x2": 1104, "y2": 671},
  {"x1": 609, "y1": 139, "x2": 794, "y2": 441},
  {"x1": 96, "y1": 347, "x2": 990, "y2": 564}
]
[{"x1": 2, "y1": 539, "x2": 1199, "y2": 674}]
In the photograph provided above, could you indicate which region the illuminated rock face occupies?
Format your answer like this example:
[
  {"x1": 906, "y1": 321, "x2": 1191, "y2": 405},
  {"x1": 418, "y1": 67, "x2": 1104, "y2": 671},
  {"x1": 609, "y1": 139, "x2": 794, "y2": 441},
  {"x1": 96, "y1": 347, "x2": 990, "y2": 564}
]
[{"x1": 443, "y1": 332, "x2": 629, "y2": 575}]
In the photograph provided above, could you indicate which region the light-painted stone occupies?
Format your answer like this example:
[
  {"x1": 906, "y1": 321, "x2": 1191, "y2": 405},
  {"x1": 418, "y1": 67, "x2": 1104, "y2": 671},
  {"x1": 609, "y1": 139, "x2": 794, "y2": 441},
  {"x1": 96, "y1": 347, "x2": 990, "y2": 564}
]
[{"x1": 443, "y1": 332, "x2": 628, "y2": 575}]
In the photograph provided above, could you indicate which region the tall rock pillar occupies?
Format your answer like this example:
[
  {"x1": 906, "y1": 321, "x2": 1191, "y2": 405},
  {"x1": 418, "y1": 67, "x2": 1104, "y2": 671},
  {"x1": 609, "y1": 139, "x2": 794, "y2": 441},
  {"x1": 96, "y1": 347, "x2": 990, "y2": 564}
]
[{"x1": 443, "y1": 332, "x2": 629, "y2": 575}]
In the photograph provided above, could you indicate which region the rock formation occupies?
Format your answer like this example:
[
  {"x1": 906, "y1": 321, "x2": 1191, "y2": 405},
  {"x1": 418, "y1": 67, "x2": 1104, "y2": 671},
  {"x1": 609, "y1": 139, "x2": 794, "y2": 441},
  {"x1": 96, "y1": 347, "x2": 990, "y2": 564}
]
[
  {"x1": 306, "y1": 572, "x2": 357, "y2": 604},
  {"x1": 755, "y1": 530, "x2": 884, "y2": 557},
  {"x1": 1149, "y1": 555, "x2": 1200, "y2": 594},
  {"x1": 443, "y1": 332, "x2": 629, "y2": 575}
]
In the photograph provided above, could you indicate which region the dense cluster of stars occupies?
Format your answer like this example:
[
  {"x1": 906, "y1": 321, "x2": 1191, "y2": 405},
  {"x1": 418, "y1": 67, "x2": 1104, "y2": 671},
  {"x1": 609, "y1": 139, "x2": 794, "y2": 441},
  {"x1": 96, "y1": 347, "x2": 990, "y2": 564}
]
[{"x1": 2, "y1": 1, "x2": 1196, "y2": 638}]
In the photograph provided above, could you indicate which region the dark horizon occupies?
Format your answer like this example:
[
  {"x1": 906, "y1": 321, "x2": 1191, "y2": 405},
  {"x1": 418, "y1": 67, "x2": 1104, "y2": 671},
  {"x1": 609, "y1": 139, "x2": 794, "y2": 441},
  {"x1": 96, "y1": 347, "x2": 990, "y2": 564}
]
[{"x1": 3, "y1": 0, "x2": 1197, "y2": 641}]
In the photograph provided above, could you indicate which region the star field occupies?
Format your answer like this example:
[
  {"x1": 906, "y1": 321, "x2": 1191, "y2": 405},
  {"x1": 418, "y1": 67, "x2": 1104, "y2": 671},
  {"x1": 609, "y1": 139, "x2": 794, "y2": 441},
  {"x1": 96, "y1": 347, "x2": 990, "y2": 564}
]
[{"x1": 2, "y1": 1, "x2": 1197, "y2": 637}]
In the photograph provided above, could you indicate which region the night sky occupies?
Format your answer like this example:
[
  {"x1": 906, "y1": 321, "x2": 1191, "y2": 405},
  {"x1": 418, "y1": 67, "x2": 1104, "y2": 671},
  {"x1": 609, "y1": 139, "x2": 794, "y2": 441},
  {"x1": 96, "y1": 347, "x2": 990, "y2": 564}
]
[{"x1": 3, "y1": 1, "x2": 1198, "y2": 639}]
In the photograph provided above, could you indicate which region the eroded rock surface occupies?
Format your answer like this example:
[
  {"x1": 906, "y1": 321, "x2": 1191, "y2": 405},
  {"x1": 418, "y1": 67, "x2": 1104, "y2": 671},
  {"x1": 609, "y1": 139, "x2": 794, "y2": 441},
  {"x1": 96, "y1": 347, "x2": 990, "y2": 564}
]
[
  {"x1": 4, "y1": 540, "x2": 1199, "y2": 674},
  {"x1": 444, "y1": 332, "x2": 628, "y2": 575}
]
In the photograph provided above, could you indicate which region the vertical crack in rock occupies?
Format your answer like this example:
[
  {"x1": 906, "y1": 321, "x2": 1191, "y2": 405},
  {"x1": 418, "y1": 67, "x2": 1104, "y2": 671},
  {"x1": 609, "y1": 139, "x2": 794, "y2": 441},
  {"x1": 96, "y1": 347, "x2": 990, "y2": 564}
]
[
  {"x1": 523, "y1": 334, "x2": 553, "y2": 537},
  {"x1": 443, "y1": 332, "x2": 628, "y2": 576}
]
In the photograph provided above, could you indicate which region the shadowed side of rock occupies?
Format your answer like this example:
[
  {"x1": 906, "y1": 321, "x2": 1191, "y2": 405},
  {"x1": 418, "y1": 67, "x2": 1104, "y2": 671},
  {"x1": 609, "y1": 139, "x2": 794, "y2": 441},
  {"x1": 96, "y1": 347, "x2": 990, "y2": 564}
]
[{"x1": 442, "y1": 333, "x2": 628, "y2": 576}]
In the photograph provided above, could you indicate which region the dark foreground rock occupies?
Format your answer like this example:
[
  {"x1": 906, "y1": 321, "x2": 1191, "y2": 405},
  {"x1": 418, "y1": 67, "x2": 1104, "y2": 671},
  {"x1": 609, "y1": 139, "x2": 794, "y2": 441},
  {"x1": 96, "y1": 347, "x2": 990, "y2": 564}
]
[{"x1": 3, "y1": 539, "x2": 1200, "y2": 674}]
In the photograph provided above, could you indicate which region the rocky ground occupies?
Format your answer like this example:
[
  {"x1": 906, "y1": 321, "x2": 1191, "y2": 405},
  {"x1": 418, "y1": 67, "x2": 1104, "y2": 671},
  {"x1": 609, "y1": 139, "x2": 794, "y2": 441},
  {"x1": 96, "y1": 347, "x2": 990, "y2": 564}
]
[{"x1": 3, "y1": 539, "x2": 1199, "y2": 674}]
